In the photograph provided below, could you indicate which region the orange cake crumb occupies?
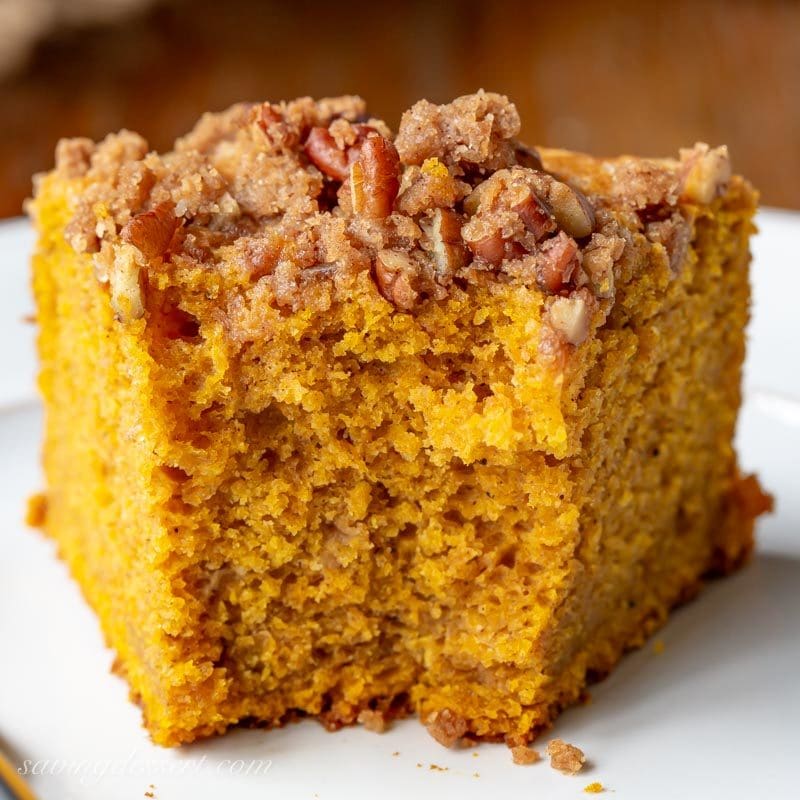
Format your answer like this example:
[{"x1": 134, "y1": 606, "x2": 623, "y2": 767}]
[
  {"x1": 25, "y1": 492, "x2": 47, "y2": 528},
  {"x1": 584, "y1": 781, "x2": 605, "y2": 793},
  {"x1": 29, "y1": 90, "x2": 768, "y2": 747},
  {"x1": 547, "y1": 739, "x2": 586, "y2": 775}
]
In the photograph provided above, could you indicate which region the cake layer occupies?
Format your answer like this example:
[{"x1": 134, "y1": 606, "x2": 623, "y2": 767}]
[{"x1": 29, "y1": 92, "x2": 769, "y2": 746}]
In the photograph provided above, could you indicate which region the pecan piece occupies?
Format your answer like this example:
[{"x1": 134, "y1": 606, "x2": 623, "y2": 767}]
[
  {"x1": 679, "y1": 143, "x2": 731, "y2": 204},
  {"x1": 465, "y1": 230, "x2": 506, "y2": 265},
  {"x1": 582, "y1": 232, "x2": 625, "y2": 297},
  {"x1": 304, "y1": 126, "x2": 349, "y2": 180},
  {"x1": 530, "y1": 174, "x2": 595, "y2": 239},
  {"x1": 426, "y1": 208, "x2": 467, "y2": 282},
  {"x1": 514, "y1": 192, "x2": 556, "y2": 240},
  {"x1": 257, "y1": 103, "x2": 299, "y2": 150},
  {"x1": 536, "y1": 231, "x2": 579, "y2": 293},
  {"x1": 546, "y1": 288, "x2": 594, "y2": 346},
  {"x1": 374, "y1": 249, "x2": 418, "y2": 310},
  {"x1": 646, "y1": 212, "x2": 690, "y2": 272},
  {"x1": 109, "y1": 243, "x2": 145, "y2": 323},
  {"x1": 120, "y1": 202, "x2": 178, "y2": 260},
  {"x1": 350, "y1": 134, "x2": 401, "y2": 219}
]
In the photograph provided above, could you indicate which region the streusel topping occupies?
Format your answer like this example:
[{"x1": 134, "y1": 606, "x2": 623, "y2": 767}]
[{"x1": 48, "y1": 91, "x2": 731, "y2": 345}]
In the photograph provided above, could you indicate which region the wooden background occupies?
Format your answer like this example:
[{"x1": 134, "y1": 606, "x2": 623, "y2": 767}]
[{"x1": 1, "y1": 0, "x2": 798, "y2": 218}]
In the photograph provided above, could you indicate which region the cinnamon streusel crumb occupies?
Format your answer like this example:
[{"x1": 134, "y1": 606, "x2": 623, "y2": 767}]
[
  {"x1": 511, "y1": 745, "x2": 541, "y2": 765},
  {"x1": 547, "y1": 739, "x2": 586, "y2": 775}
]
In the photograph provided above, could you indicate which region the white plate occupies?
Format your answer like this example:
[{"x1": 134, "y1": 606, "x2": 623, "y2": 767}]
[{"x1": 1, "y1": 212, "x2": 798, "y2": 800}]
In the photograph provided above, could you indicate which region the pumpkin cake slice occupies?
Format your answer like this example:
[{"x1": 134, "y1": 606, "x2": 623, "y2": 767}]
[{"x1": 28, "y1": 91, "x2": 770, "y2": 747}]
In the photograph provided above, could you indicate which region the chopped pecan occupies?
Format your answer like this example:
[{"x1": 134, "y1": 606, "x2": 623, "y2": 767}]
[
  {"x1": 374, "y1": 249, "x2": 418, "y2": 310},
  {"x1": 425, "y1": 709, "x2": 468, "y2": 748},
  {"x1": 425, "y1": 208, "x2": 467, "y2": 282},
  {"x1": 462, "y1": 168, "x2": 558, "y2": 264},
  {"x1": 546, "y1": 288, "x2": 594, "y2": 346},
  {"x1": 464, "y1": 229, "x2": 506, "y2": 265},
  {"x1": 582, "y1": 232, "x2": 625, "y2": 297},
  {"x1": 256, "y1": 103, "x2": 300, "y2": 150},
  {"x1": 646, "y1": 212, "x2": 691, "y2": 271},
  {"x1": 109, "y1": 243, "x2": 145, "y2": 323},
  {"x1": 679, "y1": 142, "x2": 731, "y2": 204},
  {"x1": 514, "y1": 192, "x2": 556, "y2": 240},
  {"x1": 120, "y1": 202, "x2": 179, "y2": 260},
  {"x1": 529, "y1": 174, "x2": 595, "y2": 239},
  {"x1": 535, "y1": 231, "x2": 579, "y2": 293},
  {"x1": 304, "y1": 127, "x2": 349, "y2": 180},
  {"x1": 513, "y1": 142, "x2": 544, "y2": 171},
  {"x1": 350, "y1": 135, "x2": 401, "y2": 219}
]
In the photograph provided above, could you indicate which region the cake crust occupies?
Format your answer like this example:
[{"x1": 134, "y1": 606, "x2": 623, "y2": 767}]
[{"x1": 29, "y1": 91, "x2": 769, "y2": 747}]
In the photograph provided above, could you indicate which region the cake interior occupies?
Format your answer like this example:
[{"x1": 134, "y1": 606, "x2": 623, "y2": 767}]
[{"x1": 32, "y1": 158, "x2": 760, "y2": 745}]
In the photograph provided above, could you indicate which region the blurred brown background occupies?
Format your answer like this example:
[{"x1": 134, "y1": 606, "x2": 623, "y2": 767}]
[{"x1": 0, "y1": 0, "x2": 798, "y2": 218}]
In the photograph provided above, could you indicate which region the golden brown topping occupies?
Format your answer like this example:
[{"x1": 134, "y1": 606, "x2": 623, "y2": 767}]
[
  {"x1": 464, "y1": 230, "x2": 507, "y2": 266},
  {"x1": 536, "y1": 231, "x2": 580, "y2": 293},
  {"x1": 514, "y1": 192, "x2": 557, "y2": 240},
  {"x1": 511, "y1": 745, "x2": 541, "y2": 765},
  {"x1": 546, "y1": 288, "x2": 594, "y2": 346},
  {"x1": 645, "y1": 212, "x2": 691, "y2": 272},
  {"x1": 357, "y1": 709, "x2": 388, "y2": 733},
  {"x1": 529, "y1": 173, "x2": 595, "y2": 239},
  {"x1": 256, "y1": 103, "x2": 300, "y2": 151},
  {"x1": 304, "y1": 126, "x2": 349, "y2": 180},
  {"x1": 425, "y1": 709, "x2": 468, "y2": 748},
  {"x1": 121, "y1": 203, "x2": 179, "y2": 260},
  {"x1": 395, "y1": 91, "x2": 520, "y2": 170},
  {"x1": 679, "y1": 143, "x2": 731, "y2": 204},
  {"x1": 54, "y1": 137, "x2": 95, "y2": 179},
  {"x1": 462, "y1": 168, "x2": 561, "y2": 265},
  {"x1": 396, "y1": 158, "x2": 470, "y2": 216},
  {"x1": 424, "y1": 208, "x2": 468, "y2": 282},
  {"x1": 374, "y1": 249, "x2": 419, "y2": 310},
  {"x1": 546, "y1": 739, "x2": 586, "y2": 775},
  {"x1": 350, "y1": 135, "x2": 401, "y2": 219},
  {"x1": 582, "y1": 233, "x2": 625, "y2": 298}
]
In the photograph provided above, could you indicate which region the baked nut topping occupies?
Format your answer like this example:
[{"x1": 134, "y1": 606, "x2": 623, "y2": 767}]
[
  {"x1": 304, "y1": 126, "x2": 349, "y2": 180},
  {"x1": 679, "y1": 143, "x2": 731, "y2": 204},
  {"x1": 120, "y1": 202, "x2": 179, "y2": 260},
  {"x1": 50, "y1": 93, "x2": 742, "y2": 352},
  {"x1": 109, "y1": 243, "x2": 144, "y2": 322},
  {"x1": 374, "y1": 249, "x2": 419, "y2": 310},
  {"x1": 582, "y1": 233, "x2": 625, "y2": 297},
  {"x1": 424, "y1": 207, "x2": 467, "y2": 282},
  {"x1": 425, "y1": 709, "x2": 468, "y2": 748},
  {"x1": 535, "y1": 231, "x2": 580, "y2": 293},
  {"x1": 546, "y1": 738, "x2": 586, "y2": 775},
  {"x1": 350, "y1": 134, "x2": 401, "y2": 219},
  {"x1": 528, "y1": 172, "x2": 595, "y2": 239},
  {"x1": 645, "y1": 212, "x2": 691, "y2": 271},
  {"x1": 546, "y1": 288, "x2": 594, "y2": 346}
]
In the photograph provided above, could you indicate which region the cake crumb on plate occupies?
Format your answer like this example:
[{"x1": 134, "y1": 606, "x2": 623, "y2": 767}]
[{"x1": 547, "y1": 738, "x2": 586, "y2": 775}]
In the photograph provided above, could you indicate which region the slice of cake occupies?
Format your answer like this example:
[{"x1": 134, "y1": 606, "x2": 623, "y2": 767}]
[{"x1": 29, "y1": 91, "x2": 770, "y2": 747}]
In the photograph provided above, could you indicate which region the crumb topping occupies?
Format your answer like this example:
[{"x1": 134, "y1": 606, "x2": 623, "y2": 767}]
[
  {"x1": 511, "y1": 745, "x2": 541, "y2": 765},
  {"x1": 546, "y1": 738, "x2": 586, "y2": 775},
  {"x1": 425, "y1": 708, "x2": 468, "y2": 748},
  {"x1": 47, "y1": 91, "x2": 731, "y2": 338}
]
